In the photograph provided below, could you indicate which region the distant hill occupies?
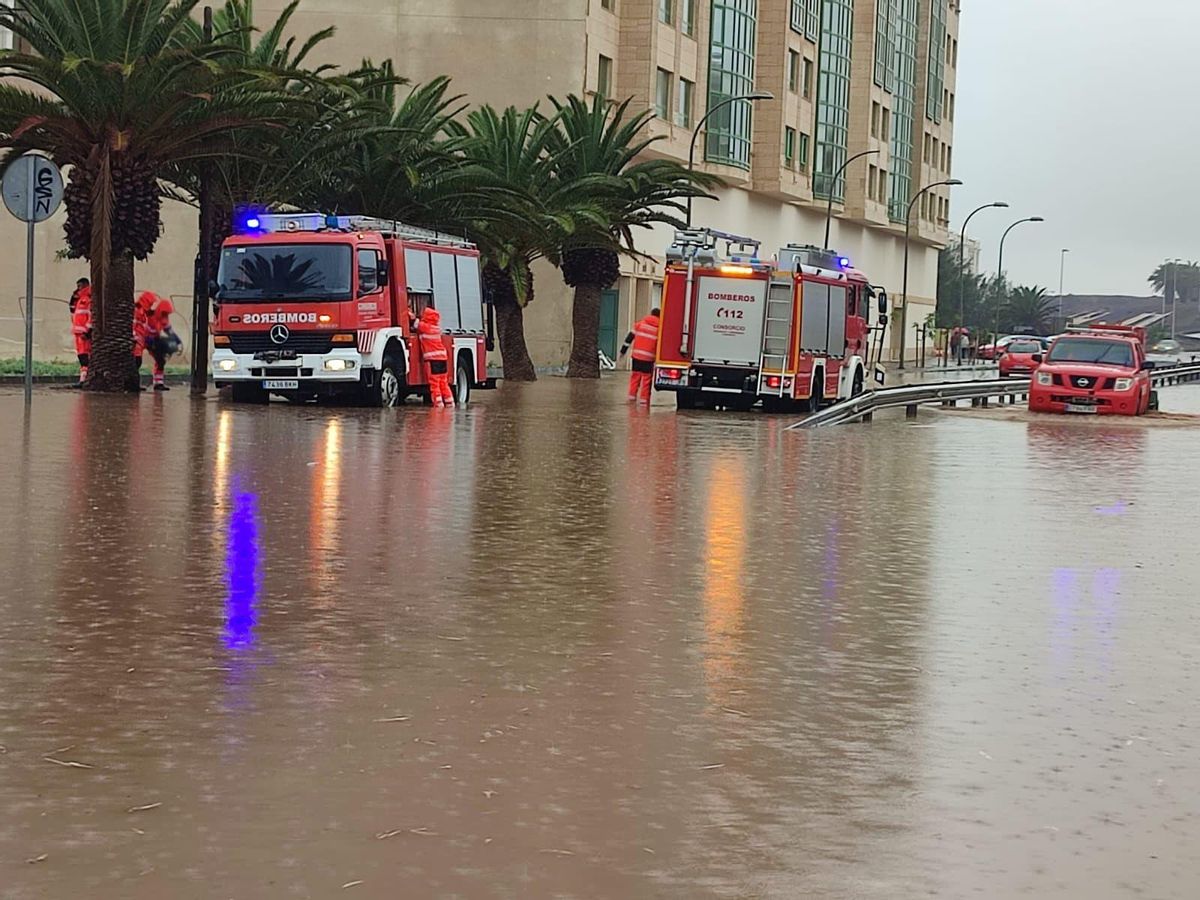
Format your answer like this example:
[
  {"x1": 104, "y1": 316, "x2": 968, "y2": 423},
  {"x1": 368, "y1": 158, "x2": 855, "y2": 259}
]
[{"x1": 1050, "y1": 294, "x2": 1200, "y2": 348}]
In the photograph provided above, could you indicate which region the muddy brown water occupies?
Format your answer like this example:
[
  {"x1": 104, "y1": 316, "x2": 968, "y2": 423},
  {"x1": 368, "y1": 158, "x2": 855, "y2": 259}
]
[{"x1": 2, "y1": 380, "x2": 1200, "y2": 898}]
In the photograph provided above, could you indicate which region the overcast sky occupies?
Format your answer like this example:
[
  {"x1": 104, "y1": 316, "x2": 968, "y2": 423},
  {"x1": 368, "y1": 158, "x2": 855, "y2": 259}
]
[{"x1": 954, "y1": 0, "x2": 1200, "y2": 297}]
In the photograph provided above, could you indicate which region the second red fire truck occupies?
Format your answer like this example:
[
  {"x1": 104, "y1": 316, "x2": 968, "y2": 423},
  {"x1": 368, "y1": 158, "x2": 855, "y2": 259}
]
[
  {"x1": 653, "y1": 229, "x2": 887, "y2": 411},
  {"x1": 211, "y1": 213, "x2": 491, "y2": 406}
]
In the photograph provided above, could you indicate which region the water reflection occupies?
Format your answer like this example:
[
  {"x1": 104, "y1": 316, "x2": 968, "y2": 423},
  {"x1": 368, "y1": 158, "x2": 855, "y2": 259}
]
[
  {"x1": 309, "y1": 417, "x2": 342, "y2": 596},
  {"x1": 223, "y1": 487, "x2": 261, "y2": 650},
  {"x1": 701, "y1": 456, "x2": 747, "y2": 703}
]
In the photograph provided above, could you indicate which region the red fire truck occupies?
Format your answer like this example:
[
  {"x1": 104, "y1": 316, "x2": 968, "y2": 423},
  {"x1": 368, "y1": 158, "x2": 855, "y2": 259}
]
[
  {"x1": 211, "y1": 213, "x2": 490, "y2": 406},
  {"x1": 654, "y1": 230, "x2": 887, "y2": 411}
]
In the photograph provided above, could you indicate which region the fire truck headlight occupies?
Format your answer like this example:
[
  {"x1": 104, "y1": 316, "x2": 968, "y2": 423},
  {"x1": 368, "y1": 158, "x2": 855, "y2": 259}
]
[
  {"x1": 217, "y1": 359, "x2": 238, "y2": 372},
  {"x1": 1114, "y1": 377, "x2": 1134, "y2": 391},
  {"x1": 323, "y1": 359, "x2": 349, "y2": 372}
]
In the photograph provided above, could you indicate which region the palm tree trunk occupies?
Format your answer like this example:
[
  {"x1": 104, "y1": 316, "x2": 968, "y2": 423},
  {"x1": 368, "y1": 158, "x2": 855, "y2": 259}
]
[
  {"x1": 566, "y1": 282, "x2": 602, "y2": 379},
  {"x1": 86, "y1": 252, "x2": 137, "y2": 392},
  {"x1": 494, "y1": 299, "x2": 537, "y2": 382}
]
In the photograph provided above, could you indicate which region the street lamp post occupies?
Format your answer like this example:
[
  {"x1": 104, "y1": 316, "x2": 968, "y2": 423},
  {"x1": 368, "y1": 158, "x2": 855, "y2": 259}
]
[
  {"x1": 1058, "y1": 248, "x2": 1070, "y2": 321},
  {"x1": 686, "y1": 91, "x2": 774, "y2": 228},
  {"x1": 994, "y1": 216, "x2": 1045, "y2": 344},
  {"x1": 898, "y1": 178, "x2": 963, "y2": 369},
  {"x1": 957, "y1": 201, "x2": 1009, "y2": 366},
  {"x1": 822, "y1": 149, "x2": 880, "y2": 250}
]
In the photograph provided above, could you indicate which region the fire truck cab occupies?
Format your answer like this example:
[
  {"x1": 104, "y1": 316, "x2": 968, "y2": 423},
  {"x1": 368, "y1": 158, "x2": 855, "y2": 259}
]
[
  {"x1": 654, "y1": 230, "x2": 886, "y2": 412},
  {"x1": 211, "y1": 213, "x2": 490, "y2": 406}
]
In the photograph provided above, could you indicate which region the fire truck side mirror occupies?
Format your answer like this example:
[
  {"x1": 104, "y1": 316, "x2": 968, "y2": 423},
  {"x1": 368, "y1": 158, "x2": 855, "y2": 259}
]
[
  {"x1": 207, "y1": 279, "x2": 220, "y2": 300},
  {"x1": 877, "y1": 290, "x2": 888, "y2": 316},
  {"x1": 377, "y1": 259, "x2": 390, "y2": 287}
]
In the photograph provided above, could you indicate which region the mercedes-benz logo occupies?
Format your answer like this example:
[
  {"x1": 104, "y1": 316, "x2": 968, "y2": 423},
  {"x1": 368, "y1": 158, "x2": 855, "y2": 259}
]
[{"x1": 269, "y1": 324, "x2": 290, "y2": 345}]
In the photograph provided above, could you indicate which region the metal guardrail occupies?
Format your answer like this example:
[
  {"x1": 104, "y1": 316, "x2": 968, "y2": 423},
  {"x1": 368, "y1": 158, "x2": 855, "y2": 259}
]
[
  {"x1": 791, "y1": 378, "x2": 1031, "y2": 429},
  {"x1": 792, "y1": 360, "x2": 1200, "y2": 430}
]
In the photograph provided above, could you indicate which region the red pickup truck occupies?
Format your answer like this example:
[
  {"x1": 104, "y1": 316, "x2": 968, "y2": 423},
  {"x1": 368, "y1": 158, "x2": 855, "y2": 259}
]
[{"x1": 1029, "y1": 325, "x2": 1156, "y2": 416}]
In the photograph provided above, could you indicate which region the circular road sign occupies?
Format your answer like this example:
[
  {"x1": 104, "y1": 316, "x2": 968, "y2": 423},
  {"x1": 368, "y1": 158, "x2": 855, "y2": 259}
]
[{"x1": 2, "y1": 154, "x2": 64, "y2": 223}]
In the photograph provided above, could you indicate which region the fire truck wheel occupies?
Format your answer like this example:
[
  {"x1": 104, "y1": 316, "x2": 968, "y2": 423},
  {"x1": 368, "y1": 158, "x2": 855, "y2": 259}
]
[
  {"x1": 230, "y1": 383, "x2": 268, "y2": 404},
  {"x1": 804, "y1": 372, "x2": 824, "y2": 412},
  {"x1": 368, "y1": 352, "x2": 405, "y2": 408},
  {"x1": 455, "y1": 357, "x2": 472, "y2": 406},
  {"x1": 851, "y1": 369, "x2": 865, "y2": 398}
]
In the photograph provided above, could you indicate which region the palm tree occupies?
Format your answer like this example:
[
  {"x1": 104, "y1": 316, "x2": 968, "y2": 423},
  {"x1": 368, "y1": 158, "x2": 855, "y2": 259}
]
[
  {"x1": 1148, "y1": 260, "x2": 1200, "y2": 306},
  {"x1": 453, "y1": 104, "x2": 585, "y2": 381},
  {"x1": 1003, "y1": 286, "x2": 1053, "y2": 334},
  {"x1": 544, "y1": 94, "x2": 717, "y2": 378},
  {"x1": 0, "y1": 0, "x2": 299, "y2": 390}
]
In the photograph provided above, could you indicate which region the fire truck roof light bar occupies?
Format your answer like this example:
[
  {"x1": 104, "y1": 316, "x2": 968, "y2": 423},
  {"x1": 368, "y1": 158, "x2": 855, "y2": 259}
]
[
  {"x1": 242, "y1": 212, "x2": 475, "y2": 248},
  {"x1": 672, "y1": 227, "x2": 761, "y2": 256}
]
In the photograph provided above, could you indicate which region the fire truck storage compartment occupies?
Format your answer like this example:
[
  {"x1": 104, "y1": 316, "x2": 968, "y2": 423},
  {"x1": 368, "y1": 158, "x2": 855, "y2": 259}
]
[
  {"x1": 402, "y1": 247, "x2": 484, "y2": 333},
  {"x1": 692, "y1": 275, "x2": 768, "y2": 366},
  {"x1": 799, "y1": 281, "x2": 847, "y2": 358}
]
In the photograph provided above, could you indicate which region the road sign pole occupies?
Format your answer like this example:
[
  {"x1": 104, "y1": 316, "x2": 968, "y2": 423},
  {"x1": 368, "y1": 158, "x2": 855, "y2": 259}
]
[{"x1": 24, "y1": 157, "x2": 35, "y2": 404}]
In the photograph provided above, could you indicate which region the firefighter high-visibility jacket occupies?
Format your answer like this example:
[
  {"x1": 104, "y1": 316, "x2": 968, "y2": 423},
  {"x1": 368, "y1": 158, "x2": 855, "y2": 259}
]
[{"x1": 415, "y1": 307, "x2": 448, "y2": 362}]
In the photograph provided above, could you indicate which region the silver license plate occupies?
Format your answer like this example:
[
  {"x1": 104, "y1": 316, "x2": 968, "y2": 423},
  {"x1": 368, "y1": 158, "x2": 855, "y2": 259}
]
[
  {"x1": 263, "y1": 379, "x2": 299, "y2": 390},
  {"x1": 1065, "y1": 403, "x2": 1097, "y2": 414}
]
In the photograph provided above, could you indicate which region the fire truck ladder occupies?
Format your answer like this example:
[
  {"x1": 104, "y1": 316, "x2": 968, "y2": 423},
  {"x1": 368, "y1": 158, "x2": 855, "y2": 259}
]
[{"x1": 758, "y1": 276, "x2": 797, "y2": 396}]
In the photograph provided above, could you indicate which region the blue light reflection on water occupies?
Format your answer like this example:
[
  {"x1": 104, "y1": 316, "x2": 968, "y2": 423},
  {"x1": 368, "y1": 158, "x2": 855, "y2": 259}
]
[{"x1": 223, "y1": 486, "x2": 261, "y2": 651}]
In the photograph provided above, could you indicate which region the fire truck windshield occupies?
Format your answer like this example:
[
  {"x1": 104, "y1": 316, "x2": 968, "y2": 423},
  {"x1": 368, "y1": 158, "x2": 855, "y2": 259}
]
[{"x1": 216, "y1": 243, "x2": 353, "y2": 301}]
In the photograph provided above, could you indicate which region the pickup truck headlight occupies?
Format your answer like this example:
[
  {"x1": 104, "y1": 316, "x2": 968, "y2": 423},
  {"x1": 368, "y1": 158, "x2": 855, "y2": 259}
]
[
  {"x1": 1036, "y1": 371, "x2": 1053, "y2": 386},
  {"x1": 1113, "y1": 377, "x2": 1134, "y2": 391}
]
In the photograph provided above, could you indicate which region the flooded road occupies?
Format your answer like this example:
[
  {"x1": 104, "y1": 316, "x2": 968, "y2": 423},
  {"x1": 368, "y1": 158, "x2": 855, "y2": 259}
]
[{"x1": 2, "y1": 380, "x2": 1199, "y2": 898}]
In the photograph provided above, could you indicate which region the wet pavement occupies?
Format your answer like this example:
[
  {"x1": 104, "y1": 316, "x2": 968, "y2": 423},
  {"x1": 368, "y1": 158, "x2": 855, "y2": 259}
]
[{"x1": 2, "y1": 379, "x2": 1200, "y2": 898}]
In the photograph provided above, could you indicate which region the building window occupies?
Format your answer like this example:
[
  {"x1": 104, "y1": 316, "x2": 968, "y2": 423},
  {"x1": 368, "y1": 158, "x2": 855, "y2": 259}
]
[
  {"x1": 0, "y1": 0, "x2": 13, "y2": 51},
  {"x1": 813, "y1": 0, "x2": 854, "y2": 201},
  {"x1": 784, "y1": 127, "x2": 796, "y2": 167},
  {"x1": 874, "y1": 0, "x2": 897, "y2": 92},
  {"x1": 798, "y1": 132, "x2": 809, "y2": 170},
  {"x1": 681, "y1": 0, "x2": 696, "y2": 35},
  {"x1": 871, "y1": 102, "x2": 880, "y2": 138},
  {"x1": 789, "y1": 0, "x2": 820, "y2": 40},
  {"x1": 803, "y1": 57, "x2": 813, "y2": 98},
  {"x1": 655, "y1": 68, "x2": 672, "y2": 119},
  {"x1": 597, "y1": 54, "x2": 613, "y2": 97},
  {"x1": 868, "y1": 165, "x2": 878, "y2": 200},
  {"x1": 877, "y1": 169, "x2": 888, "y2": 203},
  {"x1": 888, "y1": 0, "x2": 919, "y2": 222},
  {"x1": 948, "y1": 92, "x2": 956, "y2": 121},
  {"x1": 946, "y1": 144, "x2": 952, "y2": 173},
  {"x1": 927, "y1": 0, "x2": 948, "y2": 122},
  {"x1": 788, "y1": 50, "x2": 800, "y2": 93},
  {"x1": 600, "y1": 0, "x2": 614, "y2": 10},
  {"x1": 705, "y1": 0, "x2": 758, "y2": 169},
  {"x1": 881, "y1": 108, "x2": 891, "y2": 143},
  {"x1": 659, "y1": 0, "x2": 674, "y2": 26},
  {"x1": 676, "y1": 77, "x2": 694, "y2": 126}
]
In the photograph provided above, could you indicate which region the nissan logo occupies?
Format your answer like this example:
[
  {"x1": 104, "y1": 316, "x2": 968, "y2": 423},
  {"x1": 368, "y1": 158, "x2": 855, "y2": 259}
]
[
  {"x1": 1078, "y1": 378, "x2": 1090, "y2": 387},
  {"x1": 269, "y1": 324, "x2": 290, "y2": 345}
]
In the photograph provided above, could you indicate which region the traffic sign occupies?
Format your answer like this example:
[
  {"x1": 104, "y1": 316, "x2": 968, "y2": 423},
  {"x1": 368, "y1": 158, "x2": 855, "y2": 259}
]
[
  {"x1": 3, "y1": 153, "x2": 65, "y2": 402},
  {"x1": 3, "y1": 153, "x2": 63, "y2": 223}
]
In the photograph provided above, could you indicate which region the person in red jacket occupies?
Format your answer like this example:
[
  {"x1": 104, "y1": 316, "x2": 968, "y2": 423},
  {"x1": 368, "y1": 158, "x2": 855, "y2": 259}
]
[
  {"x1": 71, "y1": 284, "x2": 92, "y2": 385},
  {"x1": 412, "y1": 306, "x2": 454, "y2": 408},
  {"x1": 132, "y1": 291, "x2": 153, "y2": 380},
  {"x1": 619, "y1": 307, "x2": 661, "y2": 406},
  {"x1": 143, "y1": 295, "x2": 176, "y2": 391}
]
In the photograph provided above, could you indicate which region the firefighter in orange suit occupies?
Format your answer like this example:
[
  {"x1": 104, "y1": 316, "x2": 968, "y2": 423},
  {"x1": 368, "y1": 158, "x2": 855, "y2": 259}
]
[
  {"x1": 71, "y1": 284, "x2": 93, "y2": 385},
  {"x1": 143, "y1": 295, "x2": 176, "y2": 391},
  {"x1": 413, "y1": 306, "x2": 455, "y2": 407},
  {"x1": 619, "y1": 307, "x2": 661, "y2": 406}
]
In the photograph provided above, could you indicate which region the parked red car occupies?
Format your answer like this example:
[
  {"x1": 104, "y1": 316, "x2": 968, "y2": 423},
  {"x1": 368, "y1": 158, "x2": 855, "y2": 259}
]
[
  {"x1": 998, "y1": 339, "x2": 1044, "y2": 377},
  {"x1": 1029, "y1": 325, "x2": 1155, "y2": 416}
]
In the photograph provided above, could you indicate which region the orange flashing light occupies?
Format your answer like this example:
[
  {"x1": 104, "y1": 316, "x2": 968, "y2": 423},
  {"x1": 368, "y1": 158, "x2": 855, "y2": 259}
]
[
  {"x1": 213, "y1": 334, "x2": 231, "y2": 347},
  {"x1": 719, "y1": 265, "x2": 755, "y2": 276},
  {"x1": 331, "y1": 333, "x2": 356, "y2": 344},
  {"x1": 318, "y1": 314, "x2": 333, "y2": 324}
]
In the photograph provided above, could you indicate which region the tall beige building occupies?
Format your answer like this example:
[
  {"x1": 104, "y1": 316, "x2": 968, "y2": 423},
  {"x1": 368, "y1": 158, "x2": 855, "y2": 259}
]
[{"x1": 0, "y1": 0, "x2": 961, "y2": 368}]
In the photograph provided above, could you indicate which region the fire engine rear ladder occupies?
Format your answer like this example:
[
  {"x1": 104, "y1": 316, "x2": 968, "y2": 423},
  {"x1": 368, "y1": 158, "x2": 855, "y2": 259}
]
[{"x1": 758, "y1": 277, "x2": 796, "y2": 396}]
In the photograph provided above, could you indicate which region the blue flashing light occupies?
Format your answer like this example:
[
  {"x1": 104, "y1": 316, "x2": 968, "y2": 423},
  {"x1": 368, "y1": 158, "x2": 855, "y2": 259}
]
[
  {"x1": 838, "y1": 257, "x2": 851, "y2": 268},
  {"x1": 245, "y1": 216, "x2": 260, "y2": 230},
  {"x1": 233, "y1": 206, "x2": 269, "y2": 235}
]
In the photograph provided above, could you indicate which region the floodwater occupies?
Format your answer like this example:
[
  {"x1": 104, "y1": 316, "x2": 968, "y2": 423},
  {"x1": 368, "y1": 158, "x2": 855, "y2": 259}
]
[{"x1": 2, "y1": 379, "x2": 1200, "y2": 898}]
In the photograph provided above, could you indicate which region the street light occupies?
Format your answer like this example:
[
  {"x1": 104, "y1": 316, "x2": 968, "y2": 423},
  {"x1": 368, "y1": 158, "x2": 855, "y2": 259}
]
[
  {"x1": 1058, "y1": 248, "x2": 1070, "y2": 320},
  {"x1": 957, "y1": 201, "x2": 1009, "y2": 366},
  {"x1": 898, "y1": 178, "x2": 963, "y2": 369},
  {"x1": 686, "y1": 91, "x2": 774, "y2": 227},
  {"x1": 994, "y1": 216, "x2": 1045, "y2": 343},
  {"x1": 823, "y1": 149, "x2": 880, "y2": 250}
]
